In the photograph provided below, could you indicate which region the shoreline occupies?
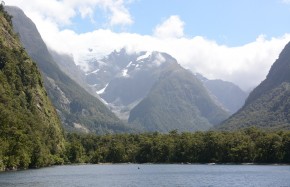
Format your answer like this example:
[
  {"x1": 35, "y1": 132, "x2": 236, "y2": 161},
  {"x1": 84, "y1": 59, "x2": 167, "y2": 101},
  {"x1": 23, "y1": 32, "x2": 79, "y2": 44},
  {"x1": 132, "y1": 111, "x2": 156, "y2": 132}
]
[{"x1": 2, "y1": 162, "x2": 290, "y2": 172}]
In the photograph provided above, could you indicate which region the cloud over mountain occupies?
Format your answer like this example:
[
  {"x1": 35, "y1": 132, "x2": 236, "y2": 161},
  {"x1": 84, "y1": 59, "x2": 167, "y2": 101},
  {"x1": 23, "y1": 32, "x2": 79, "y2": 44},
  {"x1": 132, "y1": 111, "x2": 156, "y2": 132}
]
[{"x1": 5, "y1": 0, "x2": 290, "y2": 90}]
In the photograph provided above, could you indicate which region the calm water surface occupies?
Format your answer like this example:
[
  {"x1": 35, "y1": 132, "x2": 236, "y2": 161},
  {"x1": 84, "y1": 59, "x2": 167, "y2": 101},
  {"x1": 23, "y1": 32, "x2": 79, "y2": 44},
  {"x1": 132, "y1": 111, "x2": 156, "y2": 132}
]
[{"x1": 0, "y1": 164, "x2": 290, "y2": 187}]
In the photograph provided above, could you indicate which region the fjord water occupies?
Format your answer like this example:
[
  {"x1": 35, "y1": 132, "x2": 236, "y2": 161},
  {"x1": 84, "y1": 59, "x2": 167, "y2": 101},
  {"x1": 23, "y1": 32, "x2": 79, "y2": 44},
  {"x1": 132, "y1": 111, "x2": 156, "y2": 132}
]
[{"x1": 0, "y1": 164, "x2": 290, "y2": 187}]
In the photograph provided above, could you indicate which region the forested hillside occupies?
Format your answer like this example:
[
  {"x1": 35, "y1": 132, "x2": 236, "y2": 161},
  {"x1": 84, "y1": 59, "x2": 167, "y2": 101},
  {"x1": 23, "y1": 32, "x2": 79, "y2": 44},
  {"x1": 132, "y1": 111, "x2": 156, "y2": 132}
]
[
  {"x1": 5, "y1": 6, "x2": 132, "y2": 134},
  {"x1": 129, "y1": 63, "x2": 229, "y2": 132},
  {"x1": 0, "y1": 5, "x2": 65, "y2": 171}
]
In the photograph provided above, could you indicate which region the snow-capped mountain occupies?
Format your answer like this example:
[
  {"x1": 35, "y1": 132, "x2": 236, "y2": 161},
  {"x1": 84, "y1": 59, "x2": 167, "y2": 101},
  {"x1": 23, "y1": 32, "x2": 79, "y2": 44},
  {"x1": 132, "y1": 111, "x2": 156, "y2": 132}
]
[
  {"x1": 83, "y1": 48, "x2": 177, "y2": 120},
  {"x1": 78, "y1": 48, "x2": 231, "y2": 132},
  {"x1": 50, "y1": 47, "x2": 247, "y2": 132}
]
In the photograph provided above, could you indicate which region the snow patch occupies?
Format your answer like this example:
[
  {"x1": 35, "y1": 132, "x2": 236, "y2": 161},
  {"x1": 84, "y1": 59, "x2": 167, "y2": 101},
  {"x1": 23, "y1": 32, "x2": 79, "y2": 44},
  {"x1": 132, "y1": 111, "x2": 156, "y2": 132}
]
[
  {"x1": 98, "y1": 60, "x2": 107, "y2": 67},
  {"x1": 122, "y1": 69, "x2": 129, "y2": 77},
  {"x1": 153, "y1": 53, "x2": 166, "y2": 67},
  {"x1": 88, "y1": 83, "x2": 98, "y2": 87},
  {"x1": 137, "y1": 51, "x2": 151, "y2": 61},
  {"x1": 97, "y1": 83, "x2": 109, "y2": 95},
  {"x1": 85, "y1": 69, "x2": 100, "y2": 75},
  {"x1": 126, "y1": 61, "x2": 133, "y2": 68},
  {"x1": 99, "y1": 97, "x2": 109, "y2": 105}
]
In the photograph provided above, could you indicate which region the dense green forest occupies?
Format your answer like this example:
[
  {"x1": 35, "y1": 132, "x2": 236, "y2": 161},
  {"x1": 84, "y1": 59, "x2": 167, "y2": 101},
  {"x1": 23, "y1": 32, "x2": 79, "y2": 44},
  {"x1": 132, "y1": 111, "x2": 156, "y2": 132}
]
[
  {"x1": 2, "y1": 127, "x2": 290, "y2": 171},
  {"x1": 0, "y1": 5, "x2": 65, "y2": 171},
  {"x1": 64, "y1": 128, "x2": 290, "y2": 164}
]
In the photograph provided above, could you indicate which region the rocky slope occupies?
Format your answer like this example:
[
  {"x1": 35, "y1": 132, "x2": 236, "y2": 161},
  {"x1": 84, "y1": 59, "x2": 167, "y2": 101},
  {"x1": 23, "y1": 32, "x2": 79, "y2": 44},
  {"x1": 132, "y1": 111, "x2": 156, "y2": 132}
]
[{"x1": 196, "y1": 73, "x2": 247, "y2": 114}]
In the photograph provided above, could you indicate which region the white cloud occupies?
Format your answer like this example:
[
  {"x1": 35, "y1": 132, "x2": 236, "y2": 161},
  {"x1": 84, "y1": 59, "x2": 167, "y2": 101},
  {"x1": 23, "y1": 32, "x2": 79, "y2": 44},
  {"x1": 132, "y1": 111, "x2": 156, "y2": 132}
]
[
  {"x1": 79, "y1": 6, "x2": 93, "y2": 19},
  {"x1": 282, "y1": 0, "x2": 290, "y2": 4},
  {"x1": 6, "y1": 0, "x2": 75, "y2": 25},
  {"x1": 5, "y1": 0, "x2": 133, "y2": 26},
  {"x1": 102, "y1": 0, "x2": 133, "y2": 26},
  {"x1": 153, "y1": 15, "x2": 185, "y2": 39},
  {"x1": 4, "y1": 0, "x2": 290, "y2": 91},
  {"x1": 151, "y1": 53, "x2": 166, "y2": 67},
  {"x1": 45, "y1": 27, "x2": 290, "y2": 91}
]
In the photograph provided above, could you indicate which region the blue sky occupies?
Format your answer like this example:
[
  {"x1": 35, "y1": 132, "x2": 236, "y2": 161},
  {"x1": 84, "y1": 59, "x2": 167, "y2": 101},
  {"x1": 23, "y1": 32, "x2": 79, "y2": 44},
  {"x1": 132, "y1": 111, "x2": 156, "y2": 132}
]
[
  {"x1": 68, "y1": 0, "x2": 290, "y2": 46},
  {"x1": 4, "y1": 0, "x2": 290, "y2": 90},
  {"x1": 129, "y1": 0, "x2": 290, "y2": 46}
]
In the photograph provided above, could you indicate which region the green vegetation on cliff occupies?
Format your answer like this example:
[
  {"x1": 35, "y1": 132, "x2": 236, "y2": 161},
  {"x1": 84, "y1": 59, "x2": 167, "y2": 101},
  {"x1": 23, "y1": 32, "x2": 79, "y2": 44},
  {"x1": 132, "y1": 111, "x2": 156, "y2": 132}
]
[
  {"x1": 0, "y1": 5, "x2": 65, "y2": 171},
  {"x1": 5, "y1": 6, "x2": 131, "y2": 134}
]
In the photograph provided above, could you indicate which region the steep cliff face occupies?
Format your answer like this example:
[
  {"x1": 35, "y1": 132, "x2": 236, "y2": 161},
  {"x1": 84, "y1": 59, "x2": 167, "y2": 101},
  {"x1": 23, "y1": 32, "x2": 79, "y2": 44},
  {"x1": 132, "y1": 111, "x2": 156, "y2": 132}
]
[
  {"x1": 245, "y1": 42, "x2": 290, "y2": 105},
  {"x1": 0, "y1": 5, "x2": 65, "y2": 170},
  {"x1": 5, "y1": 6, "x2": 132, "y2": 134},
  {"x1": 218, "y1": 42, "x2": 290, "y2": 130}
]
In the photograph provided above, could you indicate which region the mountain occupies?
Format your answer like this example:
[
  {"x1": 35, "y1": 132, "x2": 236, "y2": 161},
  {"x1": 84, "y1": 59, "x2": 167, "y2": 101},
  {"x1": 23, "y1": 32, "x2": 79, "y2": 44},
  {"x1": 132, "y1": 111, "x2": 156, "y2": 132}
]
[
  {"x1": 128, "y1": 63, "x2": 230, "y2": 132},
  {"x1": 218, "y1": 42, "x2": 290, "y2": 130},
  {"x1": 71, "y1": 48, "x2": 230, "y2": 132},
  {"x1": 8, "y1": 5, "x2": 222, "y2": 134},
  {"x1": 49, "y1": 49, "x2": 98, "y2": 97},
  {"x1": 5, "y1": 6, "x2": 131, "y2": 134},
  {"x1": 0, "y1": 5, "x2": 65, "y2": 170},
  {"x1": 83, "y1": 49, "x2": 178, "y2": 120},
  {"x1": 195, "y1": 73, "x2": 247, "y2": 114}
]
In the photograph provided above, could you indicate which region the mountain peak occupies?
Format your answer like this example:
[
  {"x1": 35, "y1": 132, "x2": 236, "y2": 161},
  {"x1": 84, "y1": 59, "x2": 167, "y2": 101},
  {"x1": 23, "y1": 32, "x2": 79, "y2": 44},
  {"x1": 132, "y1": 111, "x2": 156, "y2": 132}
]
[
  {"x1": 245, "y1": 41, "x2": 290, "y2": 105},
  {"x1": 111, "y1": 48, "x2": 128, "y2": 58},
  {"x1": 194, "y1": 72, "x2": 209, "y2": 82},
  {"x1": 218, "y1": 41, "x2": 290, "y2": 130},
  {"x1": 266, "y1": 41, "x2": 290, "y2": 81}
]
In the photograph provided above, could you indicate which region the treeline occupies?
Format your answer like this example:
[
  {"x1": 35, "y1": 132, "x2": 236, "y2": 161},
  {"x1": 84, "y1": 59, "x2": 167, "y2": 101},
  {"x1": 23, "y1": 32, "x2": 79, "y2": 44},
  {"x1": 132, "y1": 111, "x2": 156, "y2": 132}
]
[
  {"x1": 64, "y1": 128, "x2": 290, "y2": 164},
  {"x1": 1, "y1": 128, "x2": 290, "y2": 171}
]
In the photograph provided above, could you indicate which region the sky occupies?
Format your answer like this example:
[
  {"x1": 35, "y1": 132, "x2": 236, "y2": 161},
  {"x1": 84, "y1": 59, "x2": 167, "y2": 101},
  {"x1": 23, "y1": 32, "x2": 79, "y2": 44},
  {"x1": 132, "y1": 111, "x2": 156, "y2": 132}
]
[{"x1": 4, "y1": 0, "x2": 290, "y2": 91}]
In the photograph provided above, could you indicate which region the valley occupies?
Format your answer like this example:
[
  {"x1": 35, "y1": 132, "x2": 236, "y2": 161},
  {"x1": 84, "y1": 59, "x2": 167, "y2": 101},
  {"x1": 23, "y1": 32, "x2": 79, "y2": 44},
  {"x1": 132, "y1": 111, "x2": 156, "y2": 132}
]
[{"x1": 1, "y1": 3, "x2": 290, "y2": 173}]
